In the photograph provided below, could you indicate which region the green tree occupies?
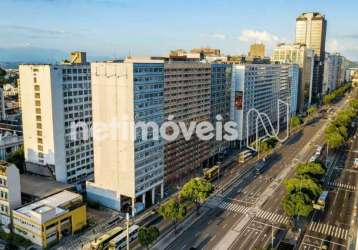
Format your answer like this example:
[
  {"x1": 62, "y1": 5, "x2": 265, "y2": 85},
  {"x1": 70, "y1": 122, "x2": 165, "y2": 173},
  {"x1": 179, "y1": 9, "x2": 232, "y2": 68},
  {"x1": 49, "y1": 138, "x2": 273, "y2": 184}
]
[
  {"x1": 282, "y1": 192, "x2": 313, "y2": 218},
  {"x1": 6, "y1": 146, "x2": 25, "y2": 173},
  {"x1": 296, "y1": 163, "x2": 326, "y2": 182},
  {"x1": 158, "y1": 198, "x2": 186, "y2": 233},
  {"x1": 284, "y1": 177, "x2": 322, "y2": 199},
  {"x1": 138, "y1": 226, "x2": 160, "y2": 249},
  {"x1": 290, "y1": 116, "x2": 302, "y2": 128},
  {"x1": 323, "y1": 95, "x2": 334, "y2": 105},
  {"x1": 307, "y1": 106, "x2": 317, "y2": 117},
  {"x1": 350, "y1": 99, "x2": 358, "y2": 110},
  {"x1": 325, "y1": 131, "x2": 345, "y2": 149},
  {"x1": 179, "y1": 178, "x2": 214, "y2": 215}
]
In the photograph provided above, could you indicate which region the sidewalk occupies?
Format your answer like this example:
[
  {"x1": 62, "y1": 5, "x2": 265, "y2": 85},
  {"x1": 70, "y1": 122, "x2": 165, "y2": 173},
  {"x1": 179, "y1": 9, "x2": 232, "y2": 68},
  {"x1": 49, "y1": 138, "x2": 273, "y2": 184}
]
[{"x1": 151, "y1": 207, "x2": 210, "y2": 250}]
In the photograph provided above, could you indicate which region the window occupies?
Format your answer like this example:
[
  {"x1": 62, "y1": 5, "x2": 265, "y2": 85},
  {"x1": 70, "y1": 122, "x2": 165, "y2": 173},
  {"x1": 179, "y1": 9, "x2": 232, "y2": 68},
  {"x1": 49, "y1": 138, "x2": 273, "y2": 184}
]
[
  {"x1": 36, "y1": 123, "x2": 42, "y2": 129},
  {"x1": 35, "y1": 100, "x2": 41, "y2": 106},
  {"x1": 34, "y1": 85, "x2": 40, "y2": 91},
  {"x1": 34, "y1": 77, "x2": 37, "y2": 83}
]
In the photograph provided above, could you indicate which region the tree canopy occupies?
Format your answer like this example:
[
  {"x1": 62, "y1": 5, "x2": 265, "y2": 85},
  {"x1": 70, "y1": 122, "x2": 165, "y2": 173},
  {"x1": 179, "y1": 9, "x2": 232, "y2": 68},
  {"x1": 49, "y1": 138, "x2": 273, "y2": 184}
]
[
  {"x1": 158, "y1": 198, "x2": 186, "y2": 232},
  {"x1": 282, "y1": 192, "x2": 313, "y2": 217},
  {"x1": 6, "y1": 146, "x2": 25, "y2": 173},
  {"x1": 290, "y1": 116, "x2": 302, "y2": 128},
  {"x1": 296, "y1": 162, "x2": 326, "y2": 182},
  {"x1": 179, "y1": 178, "x2": 214, "y2": 213},
  {"x1": 138, "y1": 226, "x2": 159, "y2": 249}
]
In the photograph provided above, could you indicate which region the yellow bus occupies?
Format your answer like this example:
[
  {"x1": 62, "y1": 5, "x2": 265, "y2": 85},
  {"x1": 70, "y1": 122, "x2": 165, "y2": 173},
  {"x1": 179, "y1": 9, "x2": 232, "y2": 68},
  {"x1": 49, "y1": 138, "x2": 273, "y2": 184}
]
[
  {"x1": 108, "y1": 225, "x2": 139, "y2": 250},
  {"x1": 203, "y1": 165, "x2": 220, "y2": 181},
  {"x1": 238, "y1": 149, "x2": 253, "y2": 163},
  {"x1": 90, "y1": 226, "x2": 124, "y2": 250}
]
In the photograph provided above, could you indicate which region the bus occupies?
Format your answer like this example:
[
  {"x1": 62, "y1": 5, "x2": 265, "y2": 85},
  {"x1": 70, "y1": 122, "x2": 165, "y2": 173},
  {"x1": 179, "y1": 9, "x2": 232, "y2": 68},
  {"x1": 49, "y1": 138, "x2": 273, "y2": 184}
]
[
  {"x1": 238, "y1": 150, "x2": 253, "y2": 163},
  {"x1": 91, "y1": 226, "x2": 124, "y2": 250},
  {"x1": 313, "y1": 191, "x2": 329, "y2": 211},
  {"x1": 203, "y1": 165, "x2": 219, "y2": 181},
  {"x1": 108, "y1": 225, "x2": 139, "y2": 250}
]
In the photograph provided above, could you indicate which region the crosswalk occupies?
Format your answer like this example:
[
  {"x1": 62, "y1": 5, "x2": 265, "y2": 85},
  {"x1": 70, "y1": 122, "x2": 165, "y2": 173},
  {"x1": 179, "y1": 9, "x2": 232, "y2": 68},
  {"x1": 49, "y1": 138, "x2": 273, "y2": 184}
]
[
  {"x1": 308, "y1": 222, "x2": 349, "y2": 240},
  {"x1": 328, "y1": 181, "x2": 356, "y2": 191},
  {"x1": 217, "y1": 200, "x2": 290, "y2": 225},
  {"x1": 256, "y1": 209, "x2": 290, "y2": 225},
  {"x1": 218, "y1": 201, "x2": 249, "y2": 214}
]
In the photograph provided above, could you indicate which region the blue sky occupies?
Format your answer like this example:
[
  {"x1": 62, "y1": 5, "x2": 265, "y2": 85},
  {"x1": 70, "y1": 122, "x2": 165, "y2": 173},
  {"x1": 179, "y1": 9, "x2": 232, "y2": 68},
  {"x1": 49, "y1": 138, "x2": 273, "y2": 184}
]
[{"x1": 1, "y1": 0, "x2": 358, "y2": 60}]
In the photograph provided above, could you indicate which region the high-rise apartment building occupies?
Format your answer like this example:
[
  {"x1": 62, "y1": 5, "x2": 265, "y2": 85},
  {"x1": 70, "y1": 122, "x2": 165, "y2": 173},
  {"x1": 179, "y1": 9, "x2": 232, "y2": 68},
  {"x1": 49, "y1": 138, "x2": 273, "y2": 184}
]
[
  {"x1": 210, "y1": 63, "x2": 232, "y2": 158},
  {"x1": 164, "y1": 60, "x2": 211, "y2": 184},
  {"x1": 279, "y1": 64, "x2": 300, "y2": 116},
  {"x1": 87, "y1": 59, "x2": 165, "y2": 215},
  {"x1": 248, "y1": 43, "x2": 265, "y2": 60},
  {"x1": 272, "y1": 43, "x2": 314, "y2": 113},
  {"x1": 19, "y1": 53, "x2": 93, "y2": 189},
  {"x1": 295, "y1": 12, "x2": 327, "y2": 101},
  {"x1": 323, "y1": 53, "x2": 343, "y2": 94},
  {"x1": 230, "y1": 64, "x2": 296, "y2": 147}
]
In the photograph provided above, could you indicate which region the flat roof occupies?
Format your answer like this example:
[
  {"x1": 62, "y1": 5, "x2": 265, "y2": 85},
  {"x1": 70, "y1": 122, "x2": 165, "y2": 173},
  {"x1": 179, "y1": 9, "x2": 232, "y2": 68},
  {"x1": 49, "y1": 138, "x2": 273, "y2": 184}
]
[
  {"x1": 15, "y1": 190, "x2": 81, "y2": 217},
  {"x1": 21, "y1": 174, "x2": 74, "y2": 199}
]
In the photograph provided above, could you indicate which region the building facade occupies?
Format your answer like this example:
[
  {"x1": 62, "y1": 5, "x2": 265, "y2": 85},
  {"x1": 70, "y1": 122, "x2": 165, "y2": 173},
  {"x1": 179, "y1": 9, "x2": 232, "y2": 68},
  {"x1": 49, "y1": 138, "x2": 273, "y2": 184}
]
[
  {"x1": 230, "y1": 64, "x2": 295, "y2": 147},
  {"x1": 279, "y1": 64, "x2": 300, "y2": 116},
  {"x1": 272, "y1": 43, "x2": 314, "y2": 113},
  {"x1": 87, "y1": 59, "x2": 165, "y2": 215},
  {"x1": 248, "y1": 43, "x2": 265, "y2": 60},
  {"x1": 0, "y1": 161, "x2": 21, "y2": 232},
  {"x1": 295, "y1": 12, "x2": 327, "y2": 102},
  {"x1": 0, "y1": 132, "x2": 23, "y2": 160},
  {"x1": 323, "y1": 53, "x2": 343, "y2": 94},
  {"x1": 164, "y1": 60, "x2": 211, "y2": 184},
  {"x1": 210, "y1": 63, "x2": 232, "y2": 159},
  {"x1": 13, "y1": 191, "x2": 86, "y2": 248},
  {"x1": 19, "y1": 53, "x2": 93, "y2": 189}
]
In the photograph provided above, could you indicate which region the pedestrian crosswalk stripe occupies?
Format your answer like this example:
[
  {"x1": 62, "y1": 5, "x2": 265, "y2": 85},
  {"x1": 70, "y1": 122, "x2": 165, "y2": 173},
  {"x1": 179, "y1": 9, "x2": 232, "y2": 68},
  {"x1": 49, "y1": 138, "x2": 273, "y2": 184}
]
[
  {"x1": 328, "y1": 182, "x2": 356, "y2": 191},
  {"x1": 308, "y1": 222, "x2": 348, "y2": 240}
]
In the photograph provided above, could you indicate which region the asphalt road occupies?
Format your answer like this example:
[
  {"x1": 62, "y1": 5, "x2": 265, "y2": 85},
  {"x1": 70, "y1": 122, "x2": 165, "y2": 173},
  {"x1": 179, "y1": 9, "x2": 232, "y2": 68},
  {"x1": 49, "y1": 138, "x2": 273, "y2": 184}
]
[
  {"x1": 300, "y1": 126, "x2": 358, "y2": 250},
  {"x1": 166, "y1": 116, "x2": 330, "y2": 250}
]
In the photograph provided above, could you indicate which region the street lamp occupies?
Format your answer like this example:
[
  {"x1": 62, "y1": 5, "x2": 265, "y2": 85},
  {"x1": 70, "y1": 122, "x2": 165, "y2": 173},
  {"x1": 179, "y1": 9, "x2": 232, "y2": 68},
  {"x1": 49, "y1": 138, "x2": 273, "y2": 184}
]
[{"x1": 126, "y1": 213, "x2": 130, "y2": 250}]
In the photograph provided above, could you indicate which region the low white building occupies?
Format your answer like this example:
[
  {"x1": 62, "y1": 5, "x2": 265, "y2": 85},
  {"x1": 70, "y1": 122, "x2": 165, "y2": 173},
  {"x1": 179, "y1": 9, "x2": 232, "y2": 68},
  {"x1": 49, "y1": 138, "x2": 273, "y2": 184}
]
[{"x1": 0, "y1": 161, "x2": 21, "y2": 232}]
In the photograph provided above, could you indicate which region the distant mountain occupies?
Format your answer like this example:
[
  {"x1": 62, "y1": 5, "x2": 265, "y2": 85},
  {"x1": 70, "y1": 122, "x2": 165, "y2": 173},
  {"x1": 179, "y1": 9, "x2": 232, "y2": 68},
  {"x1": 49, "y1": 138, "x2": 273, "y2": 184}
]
[
  {"x1": 0, "y1": 47, "x2": 118, "y2": 69},
  {"x1": 0, "y1": 47, "x2": 68, "y2": 65}
]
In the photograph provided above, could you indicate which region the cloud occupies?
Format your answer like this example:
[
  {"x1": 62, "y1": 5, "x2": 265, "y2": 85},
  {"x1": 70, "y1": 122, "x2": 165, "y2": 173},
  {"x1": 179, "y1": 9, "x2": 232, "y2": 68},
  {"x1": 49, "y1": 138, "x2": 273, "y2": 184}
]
[
  {"x1": 326, "y1": 38, "x2": 358, "y2": 61},
  {"x1": 0, "y1": 24, "x2": 85, "y2": 39},
  {"x1": 239, "y1": 29, "x2": 280, "y2": 43},
  {"x1": 211, "y1": 33, "x2": 226, "y2": 40}
]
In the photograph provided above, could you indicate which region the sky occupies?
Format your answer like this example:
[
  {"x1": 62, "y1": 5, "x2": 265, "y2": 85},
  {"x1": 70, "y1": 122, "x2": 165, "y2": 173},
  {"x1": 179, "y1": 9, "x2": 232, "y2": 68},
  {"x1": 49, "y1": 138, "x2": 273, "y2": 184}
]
[{"x1": 1, "y1": 0, "x2": 358, "y2": 61}]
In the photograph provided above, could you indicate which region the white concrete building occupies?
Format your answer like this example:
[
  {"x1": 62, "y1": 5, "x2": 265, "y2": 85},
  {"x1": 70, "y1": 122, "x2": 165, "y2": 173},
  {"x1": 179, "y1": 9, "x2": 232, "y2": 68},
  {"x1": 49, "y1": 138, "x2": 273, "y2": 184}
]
[
  {"x1": 19, "y1": 53, "x2": 93, "y2": 189},
  {"x1": 323, "y1": 53, "x2": 343, "y2": 94},
  {"x1": 0, "y1": 161, "x2": 21, "y2": 232},
  {"x1": 87, "y1": 58, "x2": 165, "y2": 215},
  {"x1": 230, "y1": 64, "x2": 295, "y2": 147},
  {"x1": 272, "y1": 43, "x2": 314, "y2": 113}
]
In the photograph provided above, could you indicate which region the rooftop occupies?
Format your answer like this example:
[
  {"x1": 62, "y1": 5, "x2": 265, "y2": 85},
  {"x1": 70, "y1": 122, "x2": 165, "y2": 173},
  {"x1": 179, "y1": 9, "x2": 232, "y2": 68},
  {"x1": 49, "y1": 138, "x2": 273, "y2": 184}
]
[
  {"x1": 21, "y1": 174, "x2": 75, "y2": 200},
  {"x1": 15, "y1": 190, "x2": 82, "y2": 220}
]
